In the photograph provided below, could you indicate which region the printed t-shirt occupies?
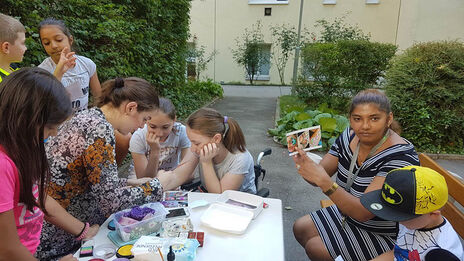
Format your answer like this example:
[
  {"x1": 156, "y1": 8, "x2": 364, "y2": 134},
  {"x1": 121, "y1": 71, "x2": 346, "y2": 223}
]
[
  {"x1": 129, "y1": 122, "x2": 191, "y2": 171},
  {"x1": 0, "y1": 147, "x2": 44, "y2": 254},
  {"x1": 39, "y1": 55, "x2": 96, "y2": 112},
  {"x1": 394, "y1": 219, "x2": 464, "y2": 260}
]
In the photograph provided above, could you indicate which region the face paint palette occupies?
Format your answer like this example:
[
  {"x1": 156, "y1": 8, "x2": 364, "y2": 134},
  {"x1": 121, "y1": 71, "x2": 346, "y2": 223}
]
[
  {"x1": 116, "y1": 244, "x2": 134, "y2": 259},
  {"x1": 108, "y1": 219, "x2": 116, "y2": 230},
  {"x1": 79, "y1": 245, "x2": 93, "y2": 257}
]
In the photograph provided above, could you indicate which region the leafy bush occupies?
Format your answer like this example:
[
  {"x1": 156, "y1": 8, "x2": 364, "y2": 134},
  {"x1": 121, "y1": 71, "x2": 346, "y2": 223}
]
[
  {"x1": 385, "y1": 41, "x2": 464, "y2": 153},
  {"x1": 314, "y1": 16, "x2": 370, "y2": 43},
  {"x1": 231, "y1": 21, "x2": 269, "y2": 85},
  {"x1": 269, "y1": 99, "x2": 349, "y2": 150},
  {"x1": 2, "y1": 0, "x2": 190, "y2": 91},
  {"x1": 270, "y1": 24, "x2": 299, "y2": 85},
  {"x1": 163, "y1": 80, "x2": 223, "y2": 120},
  {"x1": 295, "y1": 40, "x2": 397, "y2": 112}
]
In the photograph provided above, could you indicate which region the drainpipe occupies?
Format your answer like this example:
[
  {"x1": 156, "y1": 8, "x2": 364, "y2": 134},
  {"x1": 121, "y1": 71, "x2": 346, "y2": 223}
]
[
  {"x1": 213, "y1": 0, "x2": 217, "y2": 82},
  {"x1": 394, "y1": 0, "x2": 402, "y2": 47},
  {"x1": 292, "y1": 0, "x2": 304, "y2": 86}
]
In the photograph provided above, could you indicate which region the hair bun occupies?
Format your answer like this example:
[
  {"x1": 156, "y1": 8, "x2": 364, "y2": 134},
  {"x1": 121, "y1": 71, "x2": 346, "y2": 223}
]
[{"x1": 114, "y1": 77, "x2": 124, "y2": 89}]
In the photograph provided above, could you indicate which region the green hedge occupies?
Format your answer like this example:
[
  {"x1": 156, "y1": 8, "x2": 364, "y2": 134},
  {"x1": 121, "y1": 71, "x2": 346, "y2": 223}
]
[
  {"x1": 2, "y1": 0, "x2": 190, "y2": 90},
  {"x1": 385, "y1": 41, "x2": 464, "y2": 153},
  {"x1": 296, "y1": 40, "x2": 397, "y2": 111}
]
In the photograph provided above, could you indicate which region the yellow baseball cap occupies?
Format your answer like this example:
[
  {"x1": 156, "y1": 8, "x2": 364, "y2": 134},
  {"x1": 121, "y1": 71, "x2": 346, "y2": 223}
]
[{"x1": 361, "y1": 166, "x2": 448, "y2": 221}]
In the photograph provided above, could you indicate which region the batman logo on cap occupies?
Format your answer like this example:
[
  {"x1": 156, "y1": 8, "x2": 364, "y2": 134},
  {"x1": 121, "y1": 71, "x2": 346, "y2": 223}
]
[{"x1": 381, "y1": 183, "x2": 403, "y2": 205}]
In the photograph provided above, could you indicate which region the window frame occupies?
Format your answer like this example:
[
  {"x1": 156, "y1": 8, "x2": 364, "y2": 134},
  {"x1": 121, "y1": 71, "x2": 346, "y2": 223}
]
[
  {"x1": 244, "y1": 43, "x2": 271, "y2": 81},
  {"x1": 322, "y1": 0, "x2": 337, "y2": 5},
  {"x1": 248, "y1": 0, "x2": 288, "y2": 5}
]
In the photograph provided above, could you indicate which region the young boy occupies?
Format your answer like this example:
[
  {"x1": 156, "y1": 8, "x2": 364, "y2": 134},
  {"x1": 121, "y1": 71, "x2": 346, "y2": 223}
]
[
  {"x1": 360, "y1": 166, "x2": 463, "y2": 260},
  {"x1": 0, "y1": 13, "x2": 26, "y2": 83}
]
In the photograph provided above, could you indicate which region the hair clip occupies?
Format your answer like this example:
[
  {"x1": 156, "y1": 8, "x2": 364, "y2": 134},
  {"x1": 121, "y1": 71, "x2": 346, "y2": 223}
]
[
  {"x1": 114, "y1": 77, "x2": 124, "y2": 89},
  {"x1": 224, "y1": 116, "x2": 228, "y2": 124}
]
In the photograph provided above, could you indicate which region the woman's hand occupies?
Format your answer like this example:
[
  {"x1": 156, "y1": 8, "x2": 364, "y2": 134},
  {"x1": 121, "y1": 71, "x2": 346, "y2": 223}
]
[
  {"x1": 146, "y1": 131, "x2": 161, "y2": 154},
  {"x1": 54, "y1": 47, "x2": 76, "y2": 80},
  {"x1": 58, "y1": 254, "x2": 78, "y2": 261},
  {"x1": 199, "y1": 143, "x2": 219, "y2": 163},
  {"x1": 84, "y1": 224, "x2": 100, "y2": 240},
  {"x1": 293, "y1": 148, "x2": 331, "y2": 187}
]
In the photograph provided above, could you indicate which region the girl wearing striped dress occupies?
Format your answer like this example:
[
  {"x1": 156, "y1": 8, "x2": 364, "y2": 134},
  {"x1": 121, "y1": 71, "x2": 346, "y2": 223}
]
[{"x1": 292, "y1": 89, "x2": 420, "y2": 261}]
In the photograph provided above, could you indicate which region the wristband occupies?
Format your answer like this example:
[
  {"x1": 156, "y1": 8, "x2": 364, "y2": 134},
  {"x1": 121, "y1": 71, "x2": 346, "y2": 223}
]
[
  {"x1": 323, "y1": 182, "x2": 339, "y2": 197},
  {"x1": 76, "y1": 222, "x2": 90, "y2": 241}
]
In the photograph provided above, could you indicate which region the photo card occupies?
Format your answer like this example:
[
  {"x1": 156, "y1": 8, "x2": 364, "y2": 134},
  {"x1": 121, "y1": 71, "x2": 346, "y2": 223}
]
[
  {"x1": 162, "y1": 191, "x2": 188, "y2": 208},
  {"x1": 225, "y1": 199, "x2": 257, "y2": 209},
  {"x1": 286, "y1": 125, "x2": 322, "y2": 156}
]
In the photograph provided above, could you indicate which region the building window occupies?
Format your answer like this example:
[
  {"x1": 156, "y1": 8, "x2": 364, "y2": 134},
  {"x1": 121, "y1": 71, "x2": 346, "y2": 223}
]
[
  {"x1": 249, "y1": 0, "x2": 288, "y2": 5},
  {"x1": 245, "y1": 44, "x2": 271, "y2": 81},
  {"x1": 186, "y1": 42, "x2": 196, "y2": 81},
  {"x1": 264, "y1": 7, "x2": 272, "y2": 16},
  {"x1": 365, "y1": 0, "x2": 380, "y2": 4},
  {"x1": 322, "y1": 0, "x2": 336, "y2": 5}
]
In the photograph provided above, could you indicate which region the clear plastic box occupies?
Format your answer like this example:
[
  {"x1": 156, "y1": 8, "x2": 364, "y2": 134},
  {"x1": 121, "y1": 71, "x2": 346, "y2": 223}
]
[{"x1": 114, "y1": 202, "x2": 168, "y2": 242}]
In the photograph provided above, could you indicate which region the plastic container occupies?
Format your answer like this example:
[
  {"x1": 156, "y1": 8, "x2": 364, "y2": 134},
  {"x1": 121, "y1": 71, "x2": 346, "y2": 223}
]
[
  {"x1": 200, "y1": 202, "x2": 254, "y2": 234},
  {"x1": 114, "y1": 202, "x2": 168, "y2": 242},
  {"x1": 216, "y1": 190, "x2": 263, "y2": 219},
  {"x1": 93, "y1": 244, "x2": 116, "y2": 259}
]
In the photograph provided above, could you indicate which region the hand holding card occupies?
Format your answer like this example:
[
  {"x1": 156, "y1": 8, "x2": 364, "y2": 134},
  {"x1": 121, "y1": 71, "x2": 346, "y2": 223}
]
[{"x1": 286, "y1": 125, "x2": 322, "y2": 156}]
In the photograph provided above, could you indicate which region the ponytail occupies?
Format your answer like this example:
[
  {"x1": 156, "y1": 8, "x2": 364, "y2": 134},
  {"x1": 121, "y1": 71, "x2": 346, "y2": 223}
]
[
  {"x1": 96, "y1": 77, "x2": 159, "y2": 111},
  {"x1": 187, "y1": 108, "x2": 246, "y2": 153},
  {"x1": 223, "y1": 117, "x2": 246, "y2": 153}
]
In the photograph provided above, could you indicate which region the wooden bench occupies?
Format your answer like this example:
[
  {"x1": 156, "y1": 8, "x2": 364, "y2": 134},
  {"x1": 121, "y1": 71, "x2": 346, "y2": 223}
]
[
  {"x1": 419, "y1": 153, "x2": 464, "y2": 238},
  {"x1": 320, "y1": 153, "x2": 464, "y2": 238},
  {"x1": 320, "y1": 199, "x2": 335, "y2": 208}
]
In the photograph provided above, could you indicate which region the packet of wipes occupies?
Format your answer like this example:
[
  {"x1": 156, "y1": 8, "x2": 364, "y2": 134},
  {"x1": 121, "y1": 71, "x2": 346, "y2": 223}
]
[{"x1": 132, "y1": 236, "x2": 200, "y2": 261}]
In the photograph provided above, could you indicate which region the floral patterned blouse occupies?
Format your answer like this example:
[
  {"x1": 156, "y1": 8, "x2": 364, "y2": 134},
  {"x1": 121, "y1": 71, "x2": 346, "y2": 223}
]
[{"x1": 37, "y1": 107, "x2": 163, "y2": 260}]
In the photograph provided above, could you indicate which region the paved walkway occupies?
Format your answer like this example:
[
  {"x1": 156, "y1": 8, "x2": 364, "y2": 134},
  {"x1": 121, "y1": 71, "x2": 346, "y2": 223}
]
[
  {"x1": 208, "y1": 85, "x2": 464, "y2": 261},
  {"x1": 209, "y1": 85, "x2": 328, "y2": 261}
]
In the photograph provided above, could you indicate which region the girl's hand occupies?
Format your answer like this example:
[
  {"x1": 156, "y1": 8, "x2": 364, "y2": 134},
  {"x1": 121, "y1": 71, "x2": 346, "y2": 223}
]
[
  {"x1": 58, "y1": 254, "x2": 78, "y2": 261},
  {"x1": 84, "y1": 224, "x2": 100, "y2": 240},
  {"x1": 146, "y1": 132, "x2": 161, "y2": 153},
  {"x1": 199, "y1": 143, "x2": 219, "y2": 163},
  {"x1": 127, "y1": 177, "x2": 153, "y2": 186},
  {"x1": 54, "y1": 47, "x2": 76, "y2": 79},
  {"x1": 293, "y1": 148, "x2": 329, "y2": 187}
]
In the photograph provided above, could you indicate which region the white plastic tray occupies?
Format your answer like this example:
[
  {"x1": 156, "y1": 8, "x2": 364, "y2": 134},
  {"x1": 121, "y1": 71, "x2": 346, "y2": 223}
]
[
  {"x1": 200, "y1": 202, "x2": 254, "y2": 234},
  {"x1": 216, "y1": 190, "x2": 263, "y2": 219}
]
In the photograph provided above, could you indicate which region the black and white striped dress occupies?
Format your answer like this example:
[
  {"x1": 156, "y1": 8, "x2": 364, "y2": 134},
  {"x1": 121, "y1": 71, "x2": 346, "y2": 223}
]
[{"x1": 310, "y1": 128, "x2": 420, "y2": 261}]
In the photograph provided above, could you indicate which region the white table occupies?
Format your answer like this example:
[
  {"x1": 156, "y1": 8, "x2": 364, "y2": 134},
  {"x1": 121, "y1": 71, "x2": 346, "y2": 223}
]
[{"x1": 75, "y1": 192, "x2": 284, "y2": 261}]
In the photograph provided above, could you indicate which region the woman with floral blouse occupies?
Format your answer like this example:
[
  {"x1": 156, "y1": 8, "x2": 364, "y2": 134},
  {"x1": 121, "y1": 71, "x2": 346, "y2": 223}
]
[{"x1": 37, "y1": 77, "x2": 169, "y2": 260}]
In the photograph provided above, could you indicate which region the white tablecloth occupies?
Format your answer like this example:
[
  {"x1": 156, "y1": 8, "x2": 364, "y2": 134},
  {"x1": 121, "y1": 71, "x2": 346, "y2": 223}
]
[{"x1": 74, "y1": 192, "x2": 284, "y2": 261}]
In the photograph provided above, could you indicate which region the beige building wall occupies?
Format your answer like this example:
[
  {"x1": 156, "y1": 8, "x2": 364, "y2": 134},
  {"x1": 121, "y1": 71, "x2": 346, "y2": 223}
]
[
  {"x1": 396, "y1": 0, "x2": 464, "y2": 51},
  {"x1": 190, "y1": 0, "x2": 464, "y2": 85}
]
